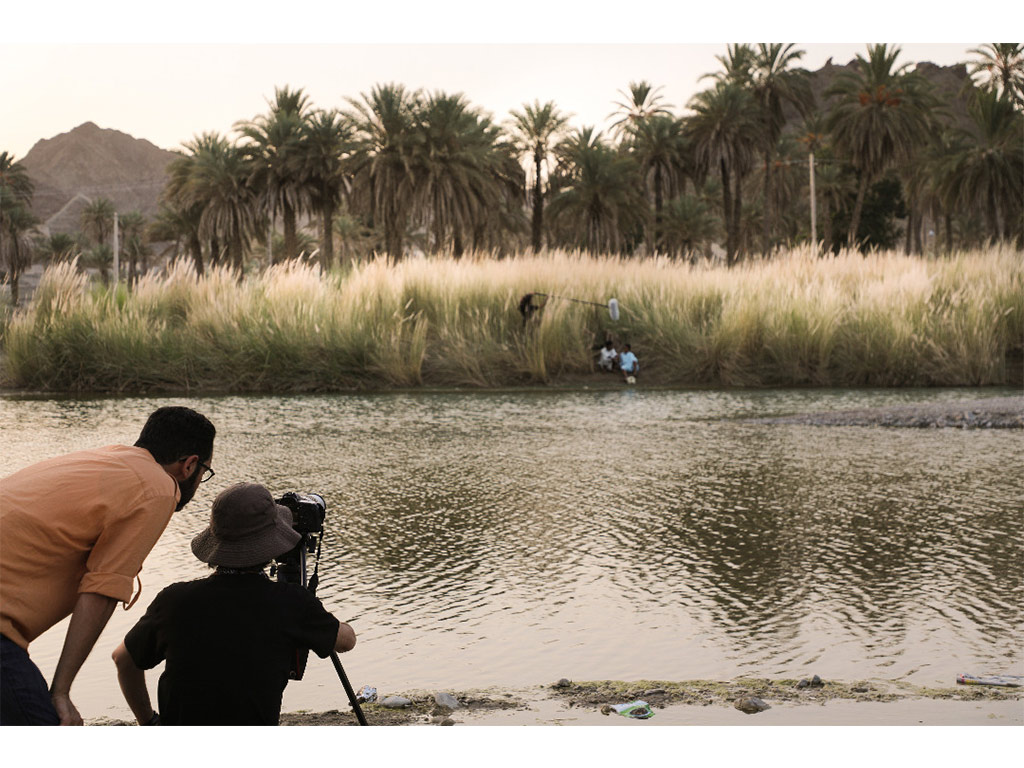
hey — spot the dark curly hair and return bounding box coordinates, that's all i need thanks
[135,406,215,464]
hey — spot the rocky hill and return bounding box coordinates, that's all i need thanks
[20,122,179,236]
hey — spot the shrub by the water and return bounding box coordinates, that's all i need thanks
[1,247,1021,393]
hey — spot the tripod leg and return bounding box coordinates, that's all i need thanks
[330,652,368,726]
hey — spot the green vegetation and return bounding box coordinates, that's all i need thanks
[4,43,1023,302]
[2,247,1020,393]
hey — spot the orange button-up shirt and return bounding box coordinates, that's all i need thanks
[0,445,180,650]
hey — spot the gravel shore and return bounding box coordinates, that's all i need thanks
[87,677,1023,726]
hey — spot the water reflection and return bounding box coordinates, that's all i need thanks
[1,388,1021,719]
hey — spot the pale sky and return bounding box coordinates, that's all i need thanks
[2,2,1005,160]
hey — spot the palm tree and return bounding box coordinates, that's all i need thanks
[751,43,813,254]
[1,152,37,304]
[940,89,1024,243]
[186,133,259,272]
[685,81,760,265]
[162,134,223,275]
[765,133,814,244]
[0,151,34,211]
[301,108,354,270]
[405,91,504,256]
[345,83,421,260]
[80,197,115,246]
[82,244,112,284]
[149,202,203,273]
[966,43,1024,108]
[118,210,149,283]
[547,127,646,255]
[624,114,690,253]
[236,86,313,262]
[661,193,721,259]
[507,100,572,252]
[826,44,937,248]
[34,232,80,264]
[608,81,673,138]
[708,44,756,86]
[1,203,36,305]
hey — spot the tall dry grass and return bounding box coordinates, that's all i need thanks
[2,247,1021,392]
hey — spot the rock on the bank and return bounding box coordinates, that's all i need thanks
[735,696,771,714]
[381,696,413,709]
[434,692,461,710]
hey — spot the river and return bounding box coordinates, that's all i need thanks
[1,387,1021,722]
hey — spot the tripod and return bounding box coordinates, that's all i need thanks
[275,533,368,726]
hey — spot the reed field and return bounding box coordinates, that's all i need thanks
[1,246,1021,393]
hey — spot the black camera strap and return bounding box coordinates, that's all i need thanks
[307,533,322,596]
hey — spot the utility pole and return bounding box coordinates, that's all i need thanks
[112,211,120,283]
[808,151,817,254]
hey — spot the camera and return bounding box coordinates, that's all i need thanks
[275,491,326,535]
[272,491,328,681]
[272,492,326,586]
[270,490,368,723]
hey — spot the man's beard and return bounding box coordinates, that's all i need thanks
[175,469,202,511]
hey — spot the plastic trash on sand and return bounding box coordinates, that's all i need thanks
[611,700,654,719]
[356,685,378,703]
[956,674,1023,688]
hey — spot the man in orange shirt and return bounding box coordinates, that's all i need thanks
[0,406,215,726]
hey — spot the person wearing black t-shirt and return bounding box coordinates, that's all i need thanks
[111,483,356,725]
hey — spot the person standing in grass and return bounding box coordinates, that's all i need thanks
[0,406,216,726]
[619,344,639,383]
[112,482,356,726]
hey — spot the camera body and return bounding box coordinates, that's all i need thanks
[276,491,326,535]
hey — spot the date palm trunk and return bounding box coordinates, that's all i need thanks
[653,164,664,255]
[847,171,871,249]
[531,150,544,252]
[189,232,205,277]
[721,157,735,266]
[210,236,222,267]
[282,202,297,261]
[319,197,336,270]
[822,198,833,255]
[909,207,917,256]
[229,234,244,275]
[733,172,744,263]
[762,153,772,257]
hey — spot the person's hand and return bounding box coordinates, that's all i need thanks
[52,691,84,725]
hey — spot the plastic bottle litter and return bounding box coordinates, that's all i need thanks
[610,700,654,719]
[356,685,378,703]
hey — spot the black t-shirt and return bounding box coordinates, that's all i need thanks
[124,571,340,725]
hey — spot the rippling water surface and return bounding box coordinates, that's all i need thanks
[2,388,1021,720]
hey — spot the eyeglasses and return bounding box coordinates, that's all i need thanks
[198,461,215,483]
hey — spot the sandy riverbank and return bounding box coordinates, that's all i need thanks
[87,677,1023,726]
